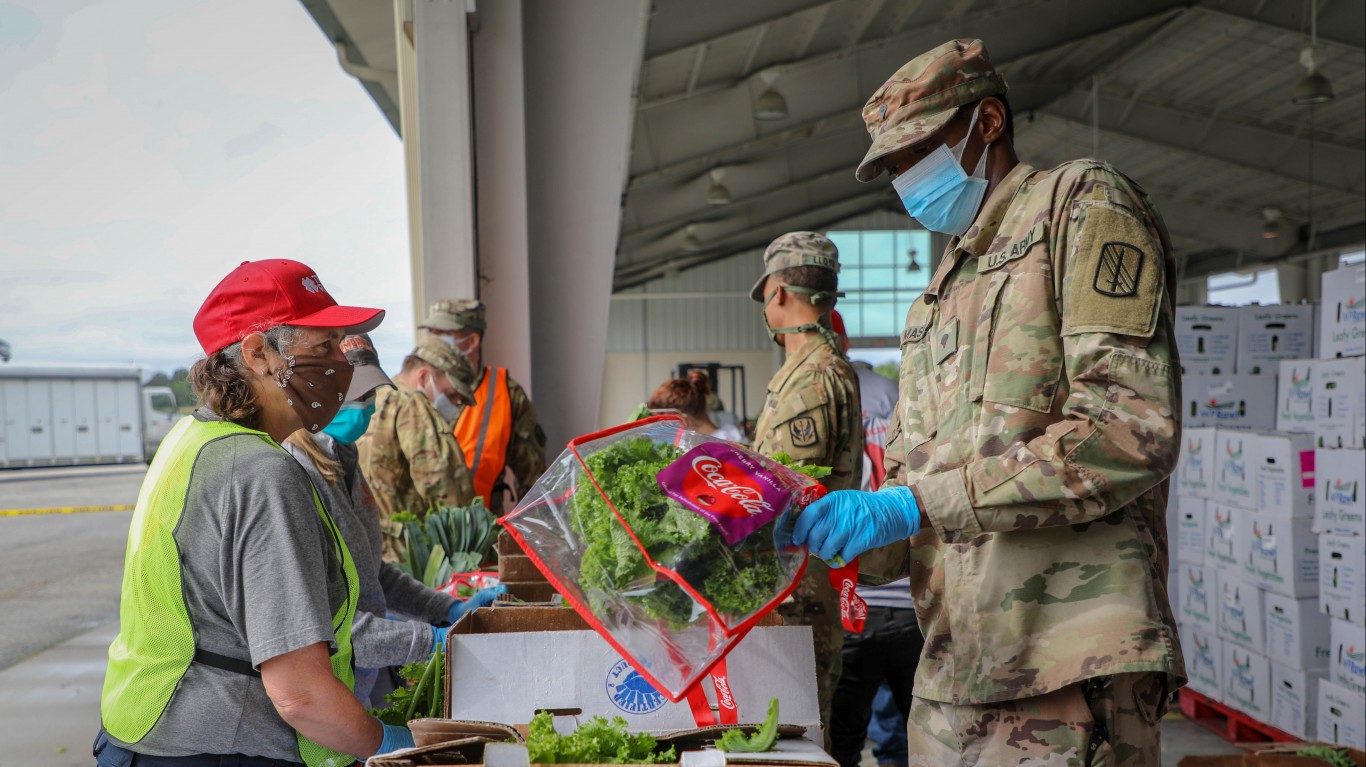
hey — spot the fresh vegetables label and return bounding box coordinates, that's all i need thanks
[656,442,793,545]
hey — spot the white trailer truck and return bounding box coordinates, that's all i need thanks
[0,365,178,468]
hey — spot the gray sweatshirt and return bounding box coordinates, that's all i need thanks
[285,433,458,706]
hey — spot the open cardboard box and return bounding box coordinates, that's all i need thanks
[367,604,831,767]
[1178,742,1366,767]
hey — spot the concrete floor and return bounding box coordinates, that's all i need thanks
[0,466,1258,764]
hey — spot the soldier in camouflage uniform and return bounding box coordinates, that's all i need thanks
[792,39,1184,766]
[419,299,547,514]
[357,337,477,563]
[749,231,864,743]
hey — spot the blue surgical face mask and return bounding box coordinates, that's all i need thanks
[322,400,375,444]
[891,104,989,237]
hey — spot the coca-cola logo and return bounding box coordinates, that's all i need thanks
[687,456,774,518]
[713,675,736,710]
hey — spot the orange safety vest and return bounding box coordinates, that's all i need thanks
[454,366,514,505]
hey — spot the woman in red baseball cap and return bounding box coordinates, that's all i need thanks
[96,260,413,766]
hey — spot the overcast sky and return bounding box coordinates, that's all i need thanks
[0,0,415,380]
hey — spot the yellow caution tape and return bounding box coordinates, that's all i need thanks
[0,504,134,517]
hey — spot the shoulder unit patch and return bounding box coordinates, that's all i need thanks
[789,416,818,447]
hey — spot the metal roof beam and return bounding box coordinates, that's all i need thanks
[645,0,837,62]
[1043,91,1366,196]
[1197,4,1365,51]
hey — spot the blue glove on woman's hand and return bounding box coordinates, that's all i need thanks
[792,486,922,565]
[431,625,450,653]
[376,723,415,755]
[447,585,508,625]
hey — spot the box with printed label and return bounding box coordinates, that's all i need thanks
[1316,678,1366,749]
[1184,373,1278,431]
[1331,618,1366,696]
[1276,359,1318,433]
[1214,430,1259,509]
[1177,427,1218,498]
[1223,643,1272,720]
[1238,304,1316,374]
[1180,622,1223,701]
[1318,448,1366,537]
[1264,591,1333,669]
[1206,503,1247,576]
[1321,534,1366,625]
[1315,358,1363,449]
[1178,306,1240,376]
[1241,513,1319,597]
[1253,432,1316,518]
[1271,661,1325,740]
[1179,563,1220,630]
[1320,263,1365,359]
[1174,496,1207,565]
[1219,576,1266,653]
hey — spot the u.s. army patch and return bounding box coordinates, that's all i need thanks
[1093,242,1144,297]
[789,416,818,447]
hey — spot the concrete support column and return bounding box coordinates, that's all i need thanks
[471,1,533,392]
[408,0,478,320]
[1277,264,1311,303]
[522,0,648,451]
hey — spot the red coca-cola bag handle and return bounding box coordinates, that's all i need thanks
[796,484,867,634]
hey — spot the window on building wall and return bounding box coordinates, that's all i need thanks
[1207,268,1281,306]
[825,229,933,343]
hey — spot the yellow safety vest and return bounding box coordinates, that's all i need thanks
[101,416,360,767]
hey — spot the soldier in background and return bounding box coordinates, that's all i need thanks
[793,39,1183,766]
[358,337,477,562]
[749,231,863,741]
[419,300,547,514]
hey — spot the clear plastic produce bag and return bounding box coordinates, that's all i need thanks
[500,415,821,705]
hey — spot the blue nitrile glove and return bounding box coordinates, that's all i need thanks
[792,486,921,565]
[376,723,415,755]
[446,585,508,624]
[432,625,450,653]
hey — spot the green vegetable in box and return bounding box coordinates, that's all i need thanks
[525,711,676,764]
[570,437,794,626]
[396,499,498,587]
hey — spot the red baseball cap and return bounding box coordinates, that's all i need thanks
[193,260,385,355]
[829,309,847,337]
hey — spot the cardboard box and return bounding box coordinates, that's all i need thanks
[1207,503,1247,576]
[1242,514,1319,597]
[1214,430,1259,509]
[1317,678,1366,749]
[1320,263,1366,359]
[1177,427,1218,498]
[1253,432,1317,518]
[445,607,821,733]
[1331,618,1366,696]
[1264,591,1333,668]
[1223,643,1272,720]
[1219,576,1266,653]
[1174,496,1207,565]
[1180,622,1223,701]
[1239,304,1316,374]
[1271,661,1325,740]
[1315,358,1364,449]
[1276,359,1318,433]
[1178,306,1240,376]
[1179,562,1220,630]
[1184,373,1278,431]
[1318,448,1366,537]
[1321,534,1366,625]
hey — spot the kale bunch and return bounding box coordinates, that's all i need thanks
[571,437,789,626]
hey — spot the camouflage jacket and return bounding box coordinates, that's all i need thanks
[753,337,863,493]
[357,383,475,560]
[886,160,1185,705]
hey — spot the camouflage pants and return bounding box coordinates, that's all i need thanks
[906,673,1169,767]
[776,559,844,748]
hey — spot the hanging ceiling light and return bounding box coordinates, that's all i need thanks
[753,70,789,121]
[706,168,732,206]
[1291,2,1335,105]
[1260,207,1285,240]
[680,224,702,253]
[906,248,921,273]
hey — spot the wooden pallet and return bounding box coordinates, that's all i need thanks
[1178,688,1300,744]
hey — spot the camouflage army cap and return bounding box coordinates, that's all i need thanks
[411,337,476,406]
[420,299,486,333]
[854,38,1008,183]
[749,231,841,301]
